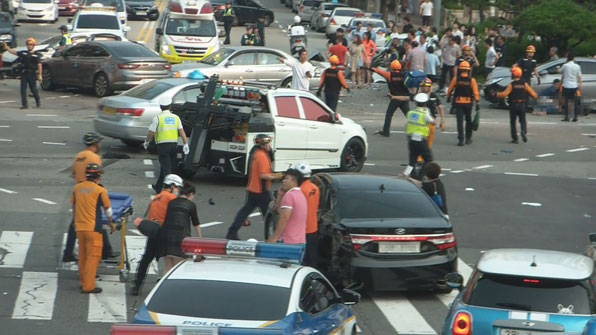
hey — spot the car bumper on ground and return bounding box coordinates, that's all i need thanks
[17,10,55,21]
[350,249,458,291]
[93,117,148,141]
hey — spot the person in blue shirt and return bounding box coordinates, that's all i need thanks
[425,46,441,82]
[538,79,561,114]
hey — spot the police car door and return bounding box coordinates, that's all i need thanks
[298,96,342,167]
[271,95,307,170]
[297,274,351,334]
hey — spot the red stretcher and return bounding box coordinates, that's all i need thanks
[101,192,134,282]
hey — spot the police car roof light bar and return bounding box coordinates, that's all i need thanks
[181,237,305,264]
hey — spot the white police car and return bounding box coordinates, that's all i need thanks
[112,238,360,335]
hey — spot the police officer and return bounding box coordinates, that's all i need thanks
[371,60,410,137]
[59,25,72,47]
[418,78,445,158]
[517,45,540,86]
[240,25,255,46]
[226,134,283,240]
[446,61,480,146]
[405,93,436,179]
[497,67,538,143]
[144,95,189,193]
[222,1,234,45]
[316,55,349,111]
[3,38,41,109]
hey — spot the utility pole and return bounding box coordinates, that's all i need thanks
[433,0,442,28]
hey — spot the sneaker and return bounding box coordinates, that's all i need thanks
[81,287,102,294]
[62,254,78,262]
[572,118,578,122]
[457,140,464,146]
[20,106,28,110]
[511,139,519,144]
[375,130,390,137]
[36,100,40,108]
[521,133,527,143]
[561,118,570,122]
[465,138,473,145]
[102,252,120,260]
[225,232,240,240]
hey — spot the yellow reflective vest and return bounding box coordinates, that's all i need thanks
[154,112,180,144]
[406,107,430,138]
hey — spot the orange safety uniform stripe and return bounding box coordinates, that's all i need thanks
[147,191,177,225]
[300,180,320,234]
[71,181,111,232]
[72,149,102,183]
[247,149,272,193]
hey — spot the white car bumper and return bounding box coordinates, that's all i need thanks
[17,9,56,21]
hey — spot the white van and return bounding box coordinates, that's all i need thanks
[155,0,220,63]
[80,0,127,25]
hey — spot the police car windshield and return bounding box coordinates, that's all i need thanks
[336,190,439,219]
[81,0,124,11]
[200,48,235,65]
[122,81,174,99]
[147,279,290,321]
[466,273,594,314]
[77,14,120,30]
[165,18,216,37]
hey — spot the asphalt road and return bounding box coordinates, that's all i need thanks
[1,2,596,335]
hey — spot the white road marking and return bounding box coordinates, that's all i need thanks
[59,95,70,98]
[88,275,127,323]
[143,159,153,165]
[473,165,493,170]
[0,100,16,104]
[589,177,596,180]
[528,122,556,125]
[465,188,474,191]
[27,114,56,117]
[581,134,596,136]
[32,198,57,205]
[37,126,70,129]
[370,293,436,334]
[144,171,155,178]
[46,97,56,100]
[0,125,10,127]
[535,153,555,158]
[437,259,473,307]
[442,168,452,171]
[0,231,34,268]
[566,148,589,152]
[450,170,465,174]
[42,142,66,146]
[125,236,157,275]
[248,212,261,217]
[442,131,458,134]
[390,130,405,133]
[504,172,539,177]
[0,187,17,194]
[514,158,529,162]
[0,139,13,142]
[364,163,376,166]
[201,221,224,228]
[480,121,499,124]
[147,184,153,189]
[12,272,58,320]
[522,202,542,207]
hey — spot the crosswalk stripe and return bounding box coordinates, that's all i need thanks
[436,258,474,307]
[126,235,158,275]
[0,231,34,268]
[12,272,58,320]
[370,293,437,334]
[88,275,127,323]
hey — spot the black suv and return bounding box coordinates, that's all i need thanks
[125,0,159,20]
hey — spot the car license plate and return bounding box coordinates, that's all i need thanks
[378,242,420,253]
[136,10,147,15]
[103,107,116,115]
[500,329,532,335]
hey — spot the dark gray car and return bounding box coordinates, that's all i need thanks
[41,40,171,97]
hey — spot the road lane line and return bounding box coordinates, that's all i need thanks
[504,172,539,177]
[370,293,437,334]
[147,184,153,189]
[442,131,458,134]
[450,170,465,174]
[27,114,56,117]
[0,187,17,194]
[143,20,157,45]
[0,138,13,142]
[248,212,261,217]
[514,158,529,162]
[145,171,155,178]
[125,236,157,275]
[0,231,34,268]
[0,125,10,127]
[201,221,224,228]
[42,142,67,146]
[135,20,150,42]
[32,198,58,205]
[0,100,16,104]
[364,163,376,166]
[566,147,589,152]
[37,126,70,129]
[528,122,556,125]
[473,165,493,170]
[143,159,153,165]
[437,258,474,307]
[581,134,596,136]
[522,202,542,207]
[535,153,555,158]
[12,272,58,320]
[88,275,127,323]
[589,177,596,180]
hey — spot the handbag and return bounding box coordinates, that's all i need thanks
[472,110,480,131]
[430,182,443,208]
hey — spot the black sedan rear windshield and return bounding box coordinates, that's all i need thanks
[122,81,173,99]
[467,273,594,314]
[77,15,120,30]
[147,279,290,320]
[109,43,157,57]
[336,190,439,219]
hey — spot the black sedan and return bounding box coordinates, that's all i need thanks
[125,0,159,21]
[212,0,274,26]
[267,174,457,291]
[41,40,171,97]
[0,11,16,48]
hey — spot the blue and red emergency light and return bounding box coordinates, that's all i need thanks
[110,324,284,335]
[181,238,304,264]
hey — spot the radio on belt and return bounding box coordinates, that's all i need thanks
[181,238,305,264]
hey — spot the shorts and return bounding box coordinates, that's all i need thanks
[562,87,578,98]
[422,15,431,26]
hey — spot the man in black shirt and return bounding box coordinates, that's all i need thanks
[402,16,413,34]
[3,38,41,109]
[494,36,506,67]
[327,28,348,48]
[256,16,265,46]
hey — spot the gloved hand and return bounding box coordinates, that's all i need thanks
[346,88,351,94]
[316,90,321,97]
[183,144,190,155]
[475,103,480,112]
[446,97,451,103]
[143,140,149,150]
[109,222,116,234]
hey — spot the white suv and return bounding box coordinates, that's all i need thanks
[17,0,58,23]
[68,6,130,39]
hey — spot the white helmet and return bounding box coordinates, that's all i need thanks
[157,95,173,107]
[413,93,429,104]
[163,174,183,187]
[294,15,301,24]
[295,162,311,177]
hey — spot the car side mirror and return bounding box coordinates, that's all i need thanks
[445,273,464,291]
[539,70,548,76]
[156,27,163,35]
[341,289,360,305]
[123,26,131,32]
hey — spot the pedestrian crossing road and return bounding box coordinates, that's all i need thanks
[0,229,477,334]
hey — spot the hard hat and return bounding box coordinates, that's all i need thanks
[157,95,172,106]
[511,66,522,78]
[83,132,103,146]
[329,55,339,64]
[526,45,536,53]
[294,15,301,24]
[59,25,68,32]
[254,134,272,145]
[295,162,312,177]
[420,78,432,87]
[390,60,401,71]
[413,93,429,104]
[26,37,36,46]
[458,61,471,71]
[85,163,103,179]
[188,70,205,80]
[461,45,471,52]
[163,174,183,187]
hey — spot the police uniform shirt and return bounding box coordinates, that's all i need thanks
[148,110,183,142]
[16,50,40,74]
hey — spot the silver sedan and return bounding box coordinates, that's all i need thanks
[170,46,325,90]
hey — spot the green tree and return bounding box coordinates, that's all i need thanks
[513,0,596,53]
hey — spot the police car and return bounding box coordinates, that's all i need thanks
[111,238,359,335]
[444,248,596,335]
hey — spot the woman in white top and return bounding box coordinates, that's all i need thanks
[349,34,367,89]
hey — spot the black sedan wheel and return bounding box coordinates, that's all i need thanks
[340,138,365,172]
[94,73,112,97]
[148,11,159,21]
[41,67,54,91]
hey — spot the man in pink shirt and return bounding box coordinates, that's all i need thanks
[267,169,307,244]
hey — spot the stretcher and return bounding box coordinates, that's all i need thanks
[101,192,134,283]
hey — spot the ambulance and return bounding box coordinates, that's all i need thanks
[155,0,221,63]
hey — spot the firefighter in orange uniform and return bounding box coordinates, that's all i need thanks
[446,61,480,146]
[497,66,538,143]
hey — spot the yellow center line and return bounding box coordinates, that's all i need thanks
[142,0,168,45]
[135,20,150,42]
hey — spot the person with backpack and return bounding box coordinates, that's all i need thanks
[370,60,410,137]
[446,61,480,146]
